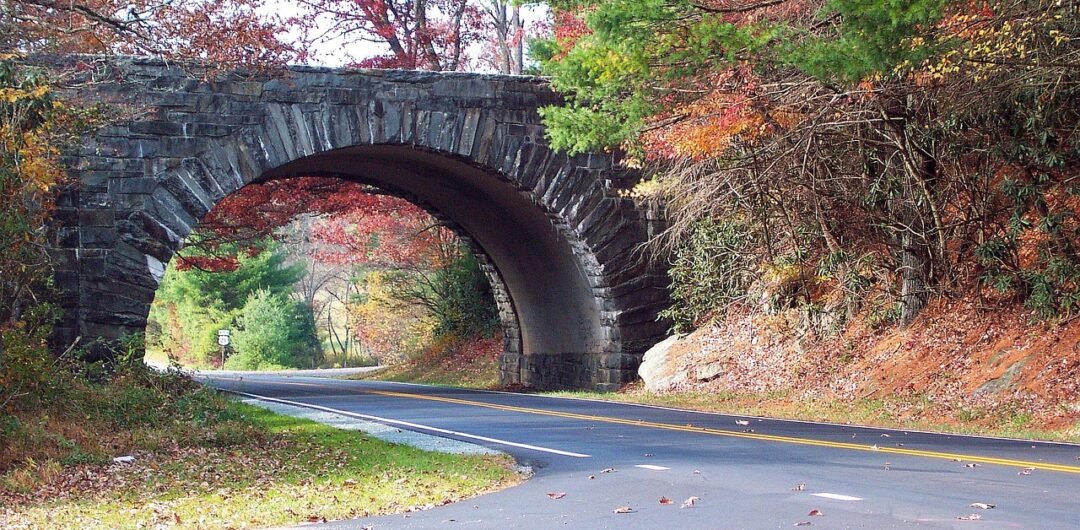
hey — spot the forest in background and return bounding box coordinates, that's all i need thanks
[145,178,500,372]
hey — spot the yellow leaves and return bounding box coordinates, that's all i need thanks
[0,85,49,104]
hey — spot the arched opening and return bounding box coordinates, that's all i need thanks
[141,145,618,389]
[264,145,613,367]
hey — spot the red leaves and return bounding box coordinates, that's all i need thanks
[193,177,455,272]
[658,496,673,505]
[11,0,297,70]
[174,255,239,273]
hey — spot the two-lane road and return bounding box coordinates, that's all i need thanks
[201,374,1080,529]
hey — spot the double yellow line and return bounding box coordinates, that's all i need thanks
[366,389,1080,474]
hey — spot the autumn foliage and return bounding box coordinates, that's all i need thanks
[540,0,1080,329]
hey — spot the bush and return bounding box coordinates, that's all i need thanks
[659,217,755,332]
[227,289,321,370]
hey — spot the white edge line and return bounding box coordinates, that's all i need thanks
[229,389,591,458]
[634,464,670,470]
[812,493,864,501]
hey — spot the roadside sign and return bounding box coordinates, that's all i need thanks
[217,329,230,346]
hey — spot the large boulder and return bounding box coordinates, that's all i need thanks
[638,334,687,392]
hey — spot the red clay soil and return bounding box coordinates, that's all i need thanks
[663,293,1080,430]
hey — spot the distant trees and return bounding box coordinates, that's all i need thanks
[149,238,322,368]
[537,0,1080,327]
[148,176,500,370]
[1,0,296,68]
[291,0,533,73]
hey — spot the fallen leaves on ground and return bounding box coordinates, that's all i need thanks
[613,506,634,514]
[791,482,806,491]
[969,502,995,509]
[546,492,566,500]
[658,496,673,505]
[808,509,823,516]
[600,468,616,474]
[680,496,699,508]
[958,513,982,520]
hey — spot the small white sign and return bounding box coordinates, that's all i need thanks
[217,329,230,346]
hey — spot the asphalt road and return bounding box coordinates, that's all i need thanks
[200,374,1080,529]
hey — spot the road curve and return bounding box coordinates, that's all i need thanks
[199,374,1080,529]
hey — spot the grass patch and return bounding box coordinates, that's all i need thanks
[352,334,500,389]
[544,384,1080,444]
[2,401,520,529]
[1,353,519,530]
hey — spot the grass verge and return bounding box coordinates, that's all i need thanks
[544,384,1080,444]
[1,367,520,529]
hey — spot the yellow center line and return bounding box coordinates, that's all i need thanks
[365,389,1080,474]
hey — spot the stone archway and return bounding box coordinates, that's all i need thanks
[47,57,670,390]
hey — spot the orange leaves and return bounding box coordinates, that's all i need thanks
[643,91,792,160]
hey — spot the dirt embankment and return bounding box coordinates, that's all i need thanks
[654,294,1080,432]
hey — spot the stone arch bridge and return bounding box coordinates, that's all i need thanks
[46,57,669,391]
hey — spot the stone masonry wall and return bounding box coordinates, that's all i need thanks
[44,56,670,391]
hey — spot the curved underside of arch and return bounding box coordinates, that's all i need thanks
[46,58,670,390]
[265,146,606,365]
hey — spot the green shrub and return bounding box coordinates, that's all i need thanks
[658,217,754,332]
[227,289,321,370]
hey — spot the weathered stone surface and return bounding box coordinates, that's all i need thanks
[41,56,672,391]
[638,334,688,392]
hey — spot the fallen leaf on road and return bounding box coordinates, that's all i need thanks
[964,463,981,468]
[601,467,616,474]
[681,496,699,508]
[307,515,328,523]
[808,509,823,516]
[791,482,806,492]
[969,503,995,510]
[794,521,813,526]
[1018,467,1034,476]
[613,506,634,514]
[693,469,701,475]
[736,420,750,426]
[588,475,596,480]
[957,514,982,520]
[881,434,890,437]
[659,496,673,505]
[546,492,566,500]
[644,453,654,457]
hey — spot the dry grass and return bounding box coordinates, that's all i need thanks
[352,334,501,389]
